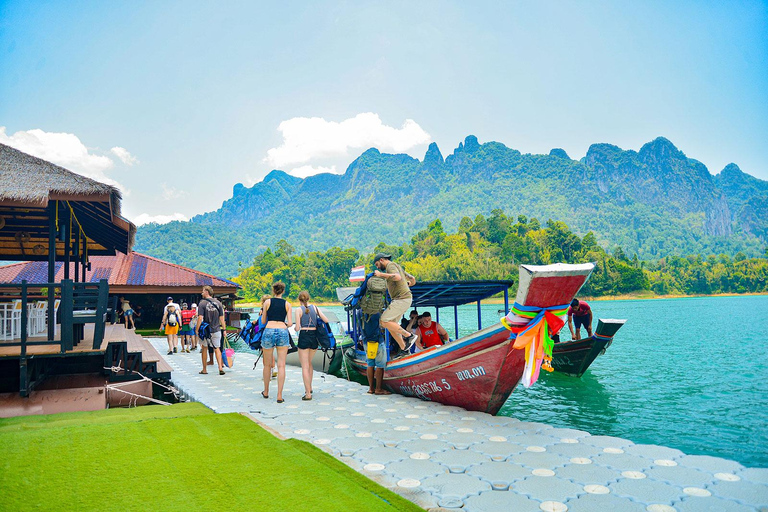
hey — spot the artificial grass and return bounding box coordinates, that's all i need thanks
[0,404,420,511]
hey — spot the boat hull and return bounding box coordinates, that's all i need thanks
[345,323,525,415]
[551,337,610,377]
[551,318,626,377]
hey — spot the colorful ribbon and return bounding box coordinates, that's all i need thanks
[501,302,569,388]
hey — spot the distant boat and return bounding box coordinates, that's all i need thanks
[551,319,626,377]
[341,263,596,415]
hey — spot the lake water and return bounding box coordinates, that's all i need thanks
[321,295,768,467]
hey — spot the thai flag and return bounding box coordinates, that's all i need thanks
[349,265,365,282]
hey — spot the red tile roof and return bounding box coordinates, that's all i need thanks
[0,252,238,289]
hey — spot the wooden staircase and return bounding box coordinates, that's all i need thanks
[103,329,171,383]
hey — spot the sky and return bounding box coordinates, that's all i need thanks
[1,1,767,225]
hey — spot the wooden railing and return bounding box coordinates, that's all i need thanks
[0,279,109,354]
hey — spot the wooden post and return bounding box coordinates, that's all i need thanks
[61,279,73,351]
[93,279,109,349]
[63,208,71,280]
[74,230,80,282]
[47,202,56,340]
[20,280,28,354]
[19,279,29,398]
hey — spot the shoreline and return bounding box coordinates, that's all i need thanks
[235,291,767,309]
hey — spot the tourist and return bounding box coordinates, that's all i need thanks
[189,303,198,351]
[179,303,196,353]
[400,309,420,332]
[164,296,182,350]
[416,311,449,349]
[373,253,417,358]
[260,282,292,403]
[259,293,277,379]
[119,297,135,330]
[161,303,181,355]
[197,286,226,375]
[364,312,390,395]
[568,298,593,340]
[293,290,330,401]
[132,304,143,328]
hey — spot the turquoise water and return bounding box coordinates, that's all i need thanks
[325,295,768,467]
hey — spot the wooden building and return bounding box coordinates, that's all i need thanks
[0,252,239,324]
[0,142,171,401]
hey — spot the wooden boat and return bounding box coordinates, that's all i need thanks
[342,263,596,415]
[551,318,625,377]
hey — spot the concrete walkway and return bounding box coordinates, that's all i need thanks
[151,340,768,512]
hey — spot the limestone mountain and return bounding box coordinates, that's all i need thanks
[136,136,768,276]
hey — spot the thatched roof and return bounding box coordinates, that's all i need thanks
[0,142,136,255]
[0,142,120,206]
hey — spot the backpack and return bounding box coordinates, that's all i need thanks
[360,276,388,315]
[197,299,222,340]
[168,310,178,327]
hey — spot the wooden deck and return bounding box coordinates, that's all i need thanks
[0,324,171,374]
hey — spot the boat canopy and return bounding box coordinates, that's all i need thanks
[409,280,514,308]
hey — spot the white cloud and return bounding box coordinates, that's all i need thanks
[265,112,431,168]
[110,146,138,165]
[0,126,128,192]
[131,212,189,226]
[288,165,338,179]
[161,184,186,201]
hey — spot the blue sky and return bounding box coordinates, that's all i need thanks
[1,1,766,224]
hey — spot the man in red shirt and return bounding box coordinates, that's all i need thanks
[567,298,593,340]
[416,312,449,349]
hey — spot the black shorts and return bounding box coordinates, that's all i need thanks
[297,330,318,350]
[573,314,591,329]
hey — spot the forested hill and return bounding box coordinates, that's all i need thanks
[135,136,768,277]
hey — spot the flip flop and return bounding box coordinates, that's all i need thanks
[367,389,375,394]
[374,390,392,395]
[219,370,225,375]
[261,391,269,399]
[199,370,208,374]
[302,395,312,401]
[277,399,285,404]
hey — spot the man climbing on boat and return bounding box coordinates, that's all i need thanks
[567,298,593,340]
[373,253,417,358]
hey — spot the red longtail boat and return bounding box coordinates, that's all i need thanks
[342,263,596,415]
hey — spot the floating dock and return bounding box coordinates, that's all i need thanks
[151,340,768,511]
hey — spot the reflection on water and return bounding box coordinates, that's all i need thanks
[315,295,768,467]
[500,371,618,435]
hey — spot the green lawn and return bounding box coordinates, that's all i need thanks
[0,403,420,511]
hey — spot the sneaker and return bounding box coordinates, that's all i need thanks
[401,333,416,351]
[167,350,173,355]
[393,347,411,359]
[173,347,178,353]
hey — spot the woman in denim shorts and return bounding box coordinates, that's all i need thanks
[260,282,293,403]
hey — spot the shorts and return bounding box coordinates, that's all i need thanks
[202,331,222,349]
[180,325,193,335]
[380,298,411,324]
[262,328,290,349]
[298,329,318,350]
[366,341,387,369]
[124,309,133,317]
[573,314,591,330]
[165,324,179,335]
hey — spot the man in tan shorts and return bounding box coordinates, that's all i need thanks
[373,253,417,358]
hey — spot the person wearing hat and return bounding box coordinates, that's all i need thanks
[163,297,182,352]
[373,253,417,358]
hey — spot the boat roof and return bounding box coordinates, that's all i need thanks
[409,280,514,308]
